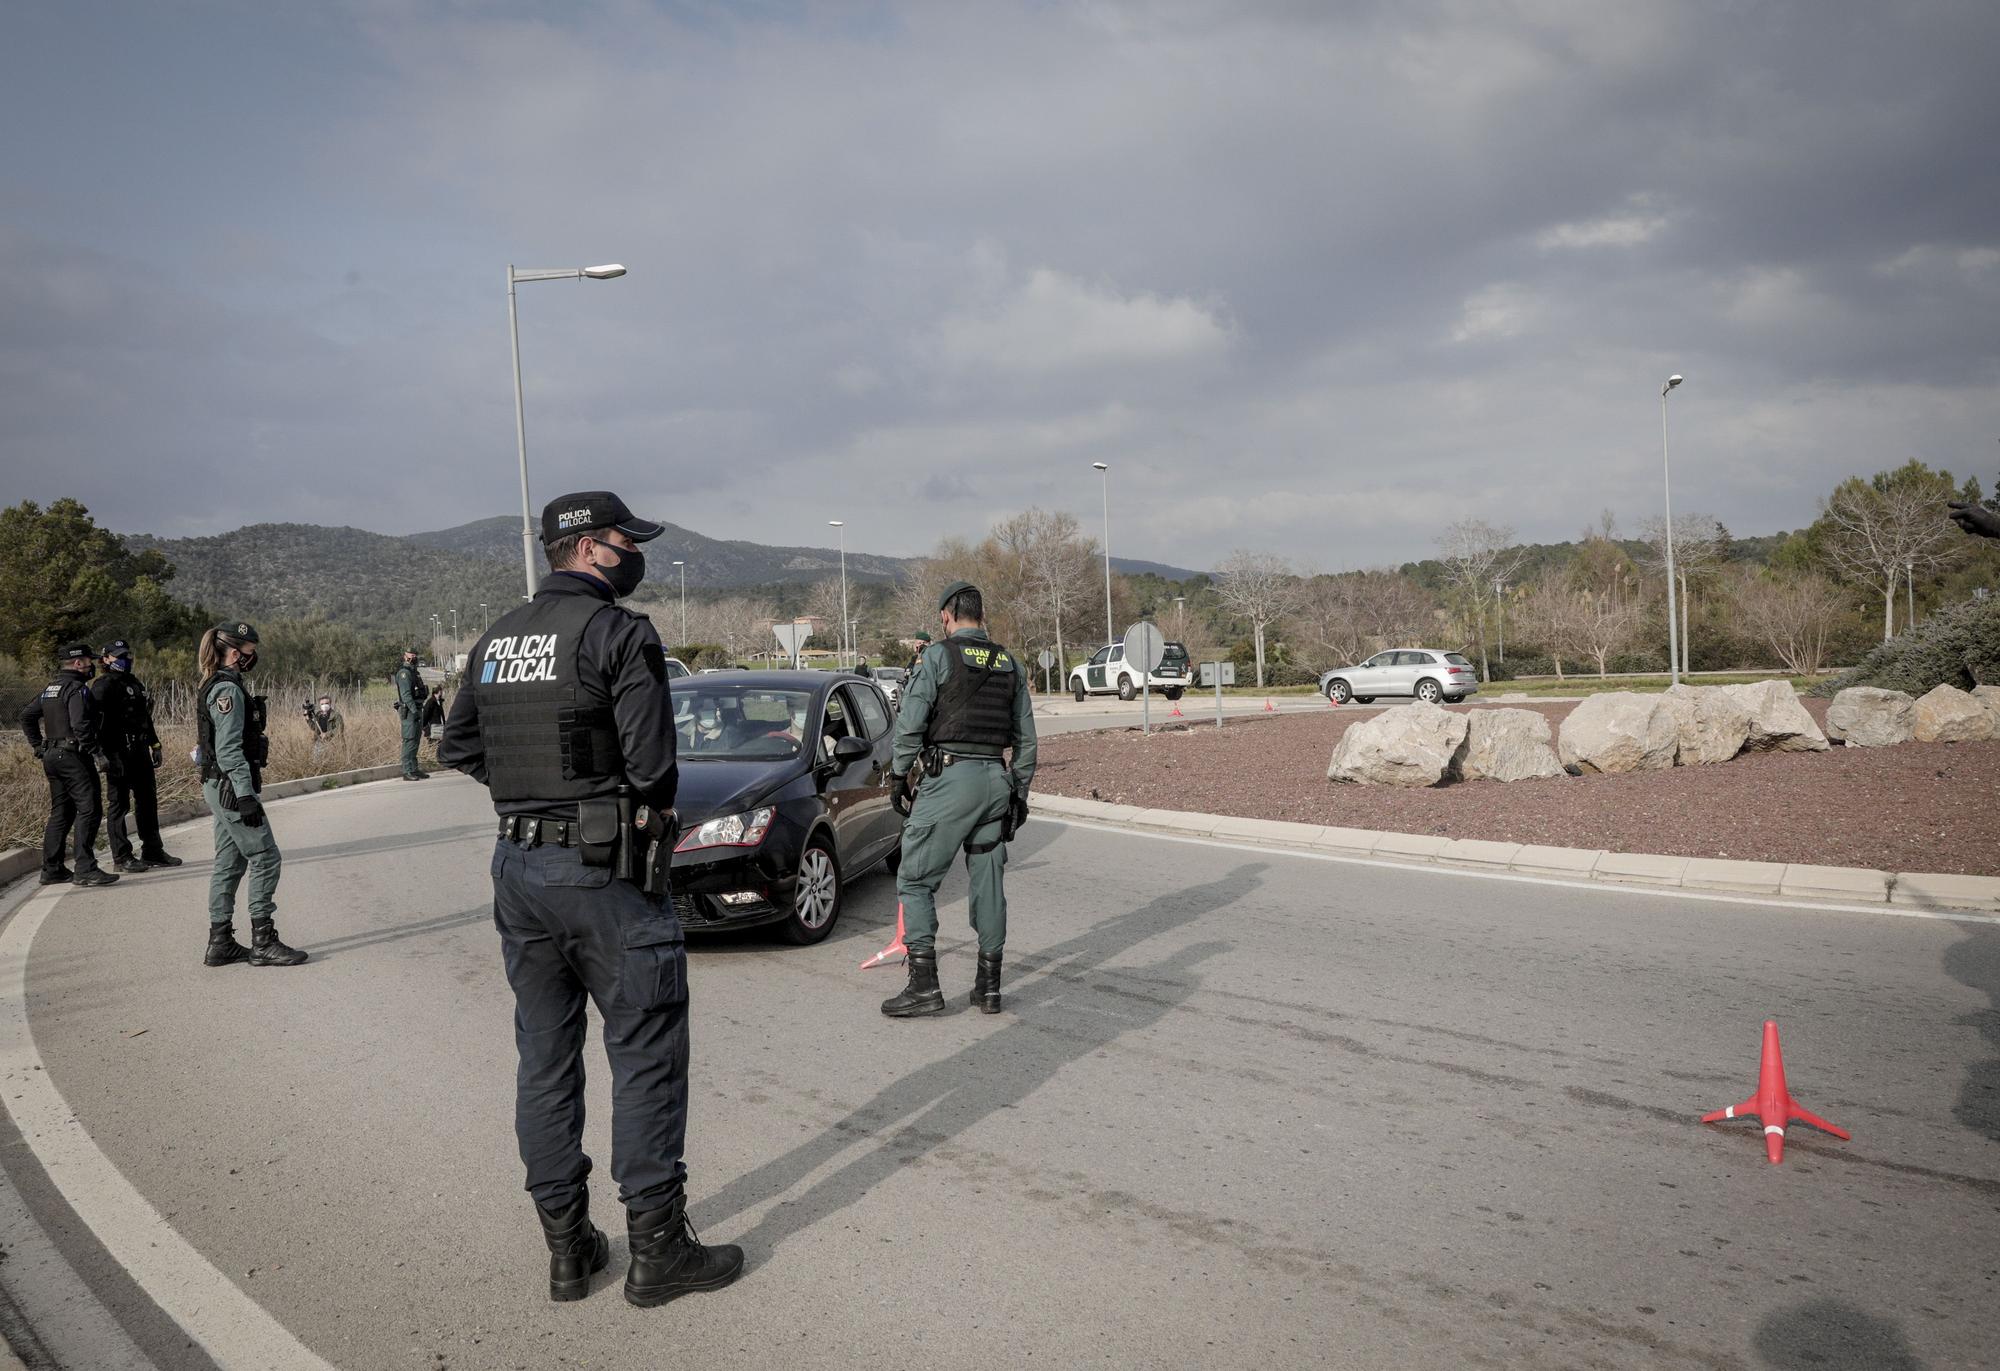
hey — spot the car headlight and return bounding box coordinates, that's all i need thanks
[675,806,776,852]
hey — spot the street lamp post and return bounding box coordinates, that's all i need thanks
[507,262,627,599]
[1493,578,1505,662]
[672,561,687,648]
[1660,374,1684,686]
[1093,462,1112,648]
[1906,558,1916,632]
[479,602,488,634]
[829,520,848,670]
[1174,595,1187,641]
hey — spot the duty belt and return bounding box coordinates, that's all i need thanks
[498,815,580,848]
[941,752,1003,766]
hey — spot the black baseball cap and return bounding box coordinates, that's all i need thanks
[103,639,132,656]
[541,491,664,544]
[57,642,94,663]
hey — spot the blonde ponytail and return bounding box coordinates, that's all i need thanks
[197,628,222,680]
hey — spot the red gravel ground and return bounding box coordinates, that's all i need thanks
[1034,699,2000,877]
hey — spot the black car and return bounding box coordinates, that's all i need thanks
[667,670,903,943]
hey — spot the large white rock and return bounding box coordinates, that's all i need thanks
[1661,684,1752,765]
[1714,679,1830,753]
[1969,684,2000,731]
[1454,708,1564,782]
[1557,692,1680,774]
[1913,684,1996,743]
[1328,701,1470,787]
[1825,687,1916,747]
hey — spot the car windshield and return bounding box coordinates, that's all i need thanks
[1444,653,1473,666]
[672,686,816,760]
[874,668,907,682]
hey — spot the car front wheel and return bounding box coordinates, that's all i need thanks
[1325,679,1352,704]
[1415,678,1443,704]
[783,838,842,944]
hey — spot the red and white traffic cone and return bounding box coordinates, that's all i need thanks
[860,903,909,970]
[1700,1020,1850,1164]
[1169,702,1183,717]
[1264,699,1275,712]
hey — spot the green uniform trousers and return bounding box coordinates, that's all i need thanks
[894,758,1012,955]
[400,710,422,776]
[203,778,281,925]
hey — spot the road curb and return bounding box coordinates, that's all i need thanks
[1028,792,2000,915]
[0,762,404,887]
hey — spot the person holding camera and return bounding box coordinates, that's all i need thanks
[439,490,740,1309]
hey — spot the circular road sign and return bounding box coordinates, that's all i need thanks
[1121,621,1166,674]
[1037,649,1056,669]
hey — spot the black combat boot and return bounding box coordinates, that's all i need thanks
[204,922,251,967]
[39,868,73,886]
[971,950,1003,1014]
[624,1198,744,1307]
[880,948,945,1018]
[537,1192,610,1302]
[248,918,308,967]
[142,850,184,868]
[72,870,119,887]
[115,856,150,875]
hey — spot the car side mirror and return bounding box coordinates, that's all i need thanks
[831,735,870,767]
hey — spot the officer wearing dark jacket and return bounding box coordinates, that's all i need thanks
[880,581,1037,1017]
[90,639,181,873]
[440,490,742,1308]
[394,649,431,780]
[19,644,119,887]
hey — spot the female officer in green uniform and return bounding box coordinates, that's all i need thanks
[195,622,307,968]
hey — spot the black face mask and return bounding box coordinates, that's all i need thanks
[236,649,258,673]
[596,543,646,598]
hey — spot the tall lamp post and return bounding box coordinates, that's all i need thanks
[1493,578,1505,662]
[507,262,627,599]
[1905,558,1915,632]
[478,602,488,634]
[829,520,849,670]
[1174,595,1187,641]
[1093,461,1112,648]
[1660,374,1684,686]
[672,560,687,648]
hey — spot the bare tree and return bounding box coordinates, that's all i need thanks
[1637,512,1725,673]
[1514,577,1584,680]
[686,594,777,663]
[993,507,1098,678]
[1818,472,1962,642]
[1434,520,1526,682]
[1570,589,1641,677]
[1726,569,1851,678]
[1214,550,1303,687]
[1293,569,1437,668]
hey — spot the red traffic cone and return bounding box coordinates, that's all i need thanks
[1326,691,1340,708]
[1701,1020,1850,1163]
[1264,699,1275,712]
[860,903,909,970]
[1169,702,1183,717]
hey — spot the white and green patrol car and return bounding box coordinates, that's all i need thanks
[1067,641,1191,701]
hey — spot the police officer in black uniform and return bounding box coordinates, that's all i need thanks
[19,644,119,887]
[90,639,181,873]
[440,490,742,1308]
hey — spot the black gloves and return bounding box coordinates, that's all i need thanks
[1948,500,2000,540]
[149,744,163,769]
[234,794,267,828]
[890,772,914,818]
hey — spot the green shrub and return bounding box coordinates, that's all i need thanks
[1268,662,1319,688]
[1809,597,2000,696]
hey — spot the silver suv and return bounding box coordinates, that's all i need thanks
[1318,649,1480,705]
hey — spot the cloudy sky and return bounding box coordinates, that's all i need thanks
[3,0,1996,570]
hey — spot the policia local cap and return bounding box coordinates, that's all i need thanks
[57,642,94,663]
[541,491,666,544]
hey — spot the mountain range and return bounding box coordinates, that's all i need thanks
[123,517,1206,638]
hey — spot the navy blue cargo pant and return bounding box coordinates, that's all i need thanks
[490,839,689,1214]
[41,749,104,878]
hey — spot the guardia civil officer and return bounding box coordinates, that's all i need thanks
[19,644,118,887]
[439,490,742,1308]
[881,581,1037,1017]
[91,639,182,873]
[196,622,307,968]
[393,648,431,780]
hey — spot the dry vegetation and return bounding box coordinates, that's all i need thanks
[2,682,410,854]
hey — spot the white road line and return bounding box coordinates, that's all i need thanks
[1039,816,2000,926]
[0,884,340,1371]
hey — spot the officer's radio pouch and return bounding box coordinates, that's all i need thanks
[577,798,621,869]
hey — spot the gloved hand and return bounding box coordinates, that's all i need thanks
[890,771,914,818]
[234,794,267,828]
[149,744,163,769]
[1949,500,2000,540]
[103,752,125,781]
[32,745,45,761]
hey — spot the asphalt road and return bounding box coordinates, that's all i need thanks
[3,773,1996,1370]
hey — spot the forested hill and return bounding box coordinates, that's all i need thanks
[405,516,915,585]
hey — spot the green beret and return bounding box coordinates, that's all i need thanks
[913,631,931,643]
[937,580,976,612]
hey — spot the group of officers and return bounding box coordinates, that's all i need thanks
[16,486,1041,1314]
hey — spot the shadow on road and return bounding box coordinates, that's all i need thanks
[1944,925,2000,1143]
[1753,1298,1923,1370]
[698,860,1264,1268]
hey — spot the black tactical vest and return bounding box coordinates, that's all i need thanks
[470,592,623,804]
[925,636,1018,749]
[38,676,85,744]
[101,675,151,751]
[198,671,269,786]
